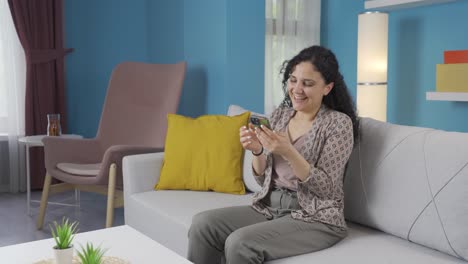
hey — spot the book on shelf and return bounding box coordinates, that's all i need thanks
[444,50,468,64]
[436,63,468,92]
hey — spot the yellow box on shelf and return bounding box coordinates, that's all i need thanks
[436,63,468,92]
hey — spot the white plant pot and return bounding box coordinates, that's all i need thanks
[53,246,74,264]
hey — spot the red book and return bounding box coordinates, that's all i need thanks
[444,50,468,64]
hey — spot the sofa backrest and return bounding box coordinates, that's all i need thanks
[344,118,468,260]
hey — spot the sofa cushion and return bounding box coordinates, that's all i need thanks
[126,190,465,264]
[344,118,468,260]
[126,190,253,257]
[269,223,466,264]
[56,162,100,176]
[227,104,264,193]
[156,112,249,194]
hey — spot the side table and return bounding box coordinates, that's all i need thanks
[18,134,83,215]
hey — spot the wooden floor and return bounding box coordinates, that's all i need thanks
[0,190,124,247]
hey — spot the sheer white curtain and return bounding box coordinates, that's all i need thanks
[264,0,321,115]
[0,0,26,193]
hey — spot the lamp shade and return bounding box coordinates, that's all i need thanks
[357,12,388,121]
[357,84,387,121]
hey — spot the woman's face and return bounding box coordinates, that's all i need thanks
[287,61,333,113]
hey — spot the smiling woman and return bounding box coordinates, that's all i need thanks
[0,0,26,193]
[188,46,358,264]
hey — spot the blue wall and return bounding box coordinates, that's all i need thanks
[147,0,184,63]
[182,0,227,116]
[180,0,264,116]
[321,0,361,102]
[65,0,264,137]
[388,1,468,131]
[226,0,265,114]
[321,0,468,132]
[66,0,468,137]
[65,0,151,137]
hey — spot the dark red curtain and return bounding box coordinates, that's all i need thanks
[8,0,73,189]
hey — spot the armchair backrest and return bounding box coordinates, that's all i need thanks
[96,61,186,150]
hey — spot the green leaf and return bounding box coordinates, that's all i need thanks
[49,217,79,249]
[77,242,107,264]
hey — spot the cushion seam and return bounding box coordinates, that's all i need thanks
[420,131,461,258]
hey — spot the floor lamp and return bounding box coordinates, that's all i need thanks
[357,11,388,122]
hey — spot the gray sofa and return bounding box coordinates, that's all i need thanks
[122,117,468,263]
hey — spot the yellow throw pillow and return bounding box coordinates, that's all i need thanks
[155,112,250,194]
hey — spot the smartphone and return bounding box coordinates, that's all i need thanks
[249,115,271,129]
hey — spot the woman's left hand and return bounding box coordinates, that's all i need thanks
[255,125,294,158]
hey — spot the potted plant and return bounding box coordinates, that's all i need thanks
[49,217,79,264]
[77,242,107,264]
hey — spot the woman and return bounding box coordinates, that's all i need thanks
[188,45,358,264]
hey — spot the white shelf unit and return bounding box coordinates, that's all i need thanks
[365,0,457,10]
[426,92,468,102]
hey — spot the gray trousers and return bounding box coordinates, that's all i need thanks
[187,189,347,264]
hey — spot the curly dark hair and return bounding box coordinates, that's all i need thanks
[279,45,359,141]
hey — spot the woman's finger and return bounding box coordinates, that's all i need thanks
[240,130,251,137]
[240,135,252,143]
[256,128,271,146]
[260,125,277,138]
[256,126,275,142]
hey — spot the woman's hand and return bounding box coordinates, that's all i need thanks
[257,125,311,181]
[239,124,263,154]
[255,125,294,158]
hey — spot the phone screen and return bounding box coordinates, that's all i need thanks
[250,115,271,129]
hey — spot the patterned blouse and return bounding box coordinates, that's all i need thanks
[251,105,354,229]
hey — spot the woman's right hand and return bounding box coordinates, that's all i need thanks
[239,124,262,154]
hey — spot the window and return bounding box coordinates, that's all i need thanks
[0,0,26,136]
[264,0,321,114]
[0,24,8,134]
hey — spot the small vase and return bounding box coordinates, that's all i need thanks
[53,246,73,264]
[47,114,62,136]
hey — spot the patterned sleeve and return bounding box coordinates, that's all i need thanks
[297,114,354,199]
[252,159,266,185]
[251,107,284,185]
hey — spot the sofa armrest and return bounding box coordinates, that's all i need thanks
[123,152,164,197]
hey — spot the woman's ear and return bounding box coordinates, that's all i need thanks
[324,82,334,96]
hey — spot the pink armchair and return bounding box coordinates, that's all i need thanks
[37,61,186,229]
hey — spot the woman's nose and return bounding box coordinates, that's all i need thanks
[292,84,304,92]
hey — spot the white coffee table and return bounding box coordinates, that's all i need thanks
[0,225,193,264]
[18,134,83,215]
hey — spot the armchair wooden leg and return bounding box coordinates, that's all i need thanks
[37,172,52,230]
[106,163,117,228]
